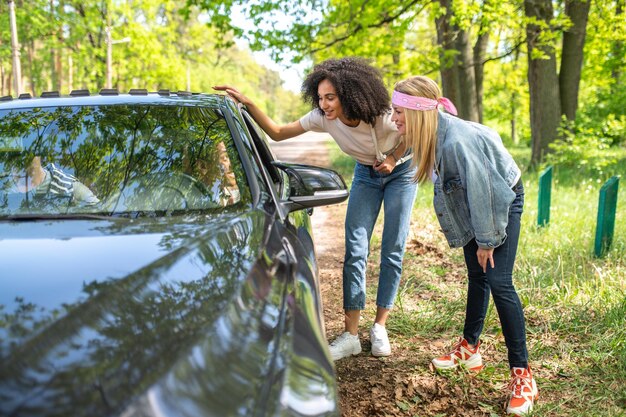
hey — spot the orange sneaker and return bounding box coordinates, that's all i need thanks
[431,337,483,371]
[506,367,538,416]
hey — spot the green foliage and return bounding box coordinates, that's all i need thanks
[5,0,624,161]
[577,86,626,148]
[187,0,625,170]
[0,0,300,125]
[2,0,625,161]
[330,141,626,416]
[545,98,626,178]
[545,118,616,176]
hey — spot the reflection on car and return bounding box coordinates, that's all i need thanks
[0,90,348,417]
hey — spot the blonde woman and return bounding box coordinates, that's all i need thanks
[391,75,537,416]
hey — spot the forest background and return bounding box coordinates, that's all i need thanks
[1,0,625,168]
[1,1,625,415]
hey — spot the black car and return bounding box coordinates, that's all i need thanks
[0,90,348,417]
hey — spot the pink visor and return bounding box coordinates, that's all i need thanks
[392,90,458,116]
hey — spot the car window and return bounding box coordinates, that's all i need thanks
[0,105,250,218]
[241,112,283,188]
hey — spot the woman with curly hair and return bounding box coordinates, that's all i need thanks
[215,57,418,361]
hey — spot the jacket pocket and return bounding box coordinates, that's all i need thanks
[443,177,463,193]
[442,177,473,233]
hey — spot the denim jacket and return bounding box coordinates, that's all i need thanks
[433,112,521,249]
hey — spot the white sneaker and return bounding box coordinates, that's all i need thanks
[328,332,361,361]
[370,323,391,357]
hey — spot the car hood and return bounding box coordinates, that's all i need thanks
[0,212,286,417]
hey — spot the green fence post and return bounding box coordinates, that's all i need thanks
[538,166,553,227]
[594,176,620,258]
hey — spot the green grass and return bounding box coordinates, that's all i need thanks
[328,141,626,416]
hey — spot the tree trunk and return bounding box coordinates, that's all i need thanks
[49,0,57,91]
[511,115,517,145]
[525,0,562,166]
[0,37,4,96]
[27,40,36,96]
[68,55,73,92]
[456,30,480,121]
[611,0,624,89]
[436,0,462,114]
[511,49,522,145]
[436,0,482,122]
[473,31,489,123]
[9,0,23,96]
[560,0,591,122]
[49,0,65,92]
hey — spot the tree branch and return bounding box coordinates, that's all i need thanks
[479,37,527,66]
[309,0,431,54]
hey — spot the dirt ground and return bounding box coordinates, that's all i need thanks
[312,203,506,417]
[272,134,516,417]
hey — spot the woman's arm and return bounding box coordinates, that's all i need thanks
[213,85,305,141]
[390,140,408,162]
[452,140,514,249]
[373,139,408,174]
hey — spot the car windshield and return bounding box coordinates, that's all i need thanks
[0,104,248,218]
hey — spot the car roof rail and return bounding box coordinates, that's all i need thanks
[177,90,191,97]
[1,95,12,101]
[100,88,119,96]
[18,93,32,99]
[41,91,60,98]
[129,89,148,95]
[70,89,90,97]
[157,89,170,96]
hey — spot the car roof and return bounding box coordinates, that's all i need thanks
[0,90,229,110]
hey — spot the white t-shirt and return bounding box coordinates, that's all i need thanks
[299,110,402,165]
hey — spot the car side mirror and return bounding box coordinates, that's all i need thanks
[272,162,349,213]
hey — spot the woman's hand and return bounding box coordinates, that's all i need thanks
[373,155,396,174]
[477,247,495,272]
[214,85,305,141]
[213,85,253,107]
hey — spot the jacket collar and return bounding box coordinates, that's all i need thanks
[435,111,450,169]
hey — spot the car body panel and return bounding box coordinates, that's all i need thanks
[0,93,344,417]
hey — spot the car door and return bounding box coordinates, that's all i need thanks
[238,111,339,416]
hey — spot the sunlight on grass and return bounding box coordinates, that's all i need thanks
[327,140,626,416]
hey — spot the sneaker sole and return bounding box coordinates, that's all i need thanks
[432,356,483,372]
[506,398,538,416]
[506,381,539,416]
[432,362,483,372]
[330,346,362,361]
[371,347,391,357]
[431,360,458,370]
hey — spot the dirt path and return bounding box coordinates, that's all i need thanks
[273,132,406,415]
[270,131,347,335]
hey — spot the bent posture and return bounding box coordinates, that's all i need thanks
[216,57,417,360]
[391,75,537,416]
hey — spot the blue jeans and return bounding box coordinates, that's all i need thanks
[343,160,418,310]
[462,181,528,368]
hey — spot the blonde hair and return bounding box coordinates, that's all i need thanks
[394,76,441,183]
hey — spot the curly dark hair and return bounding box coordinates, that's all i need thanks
[301,57,390,126]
